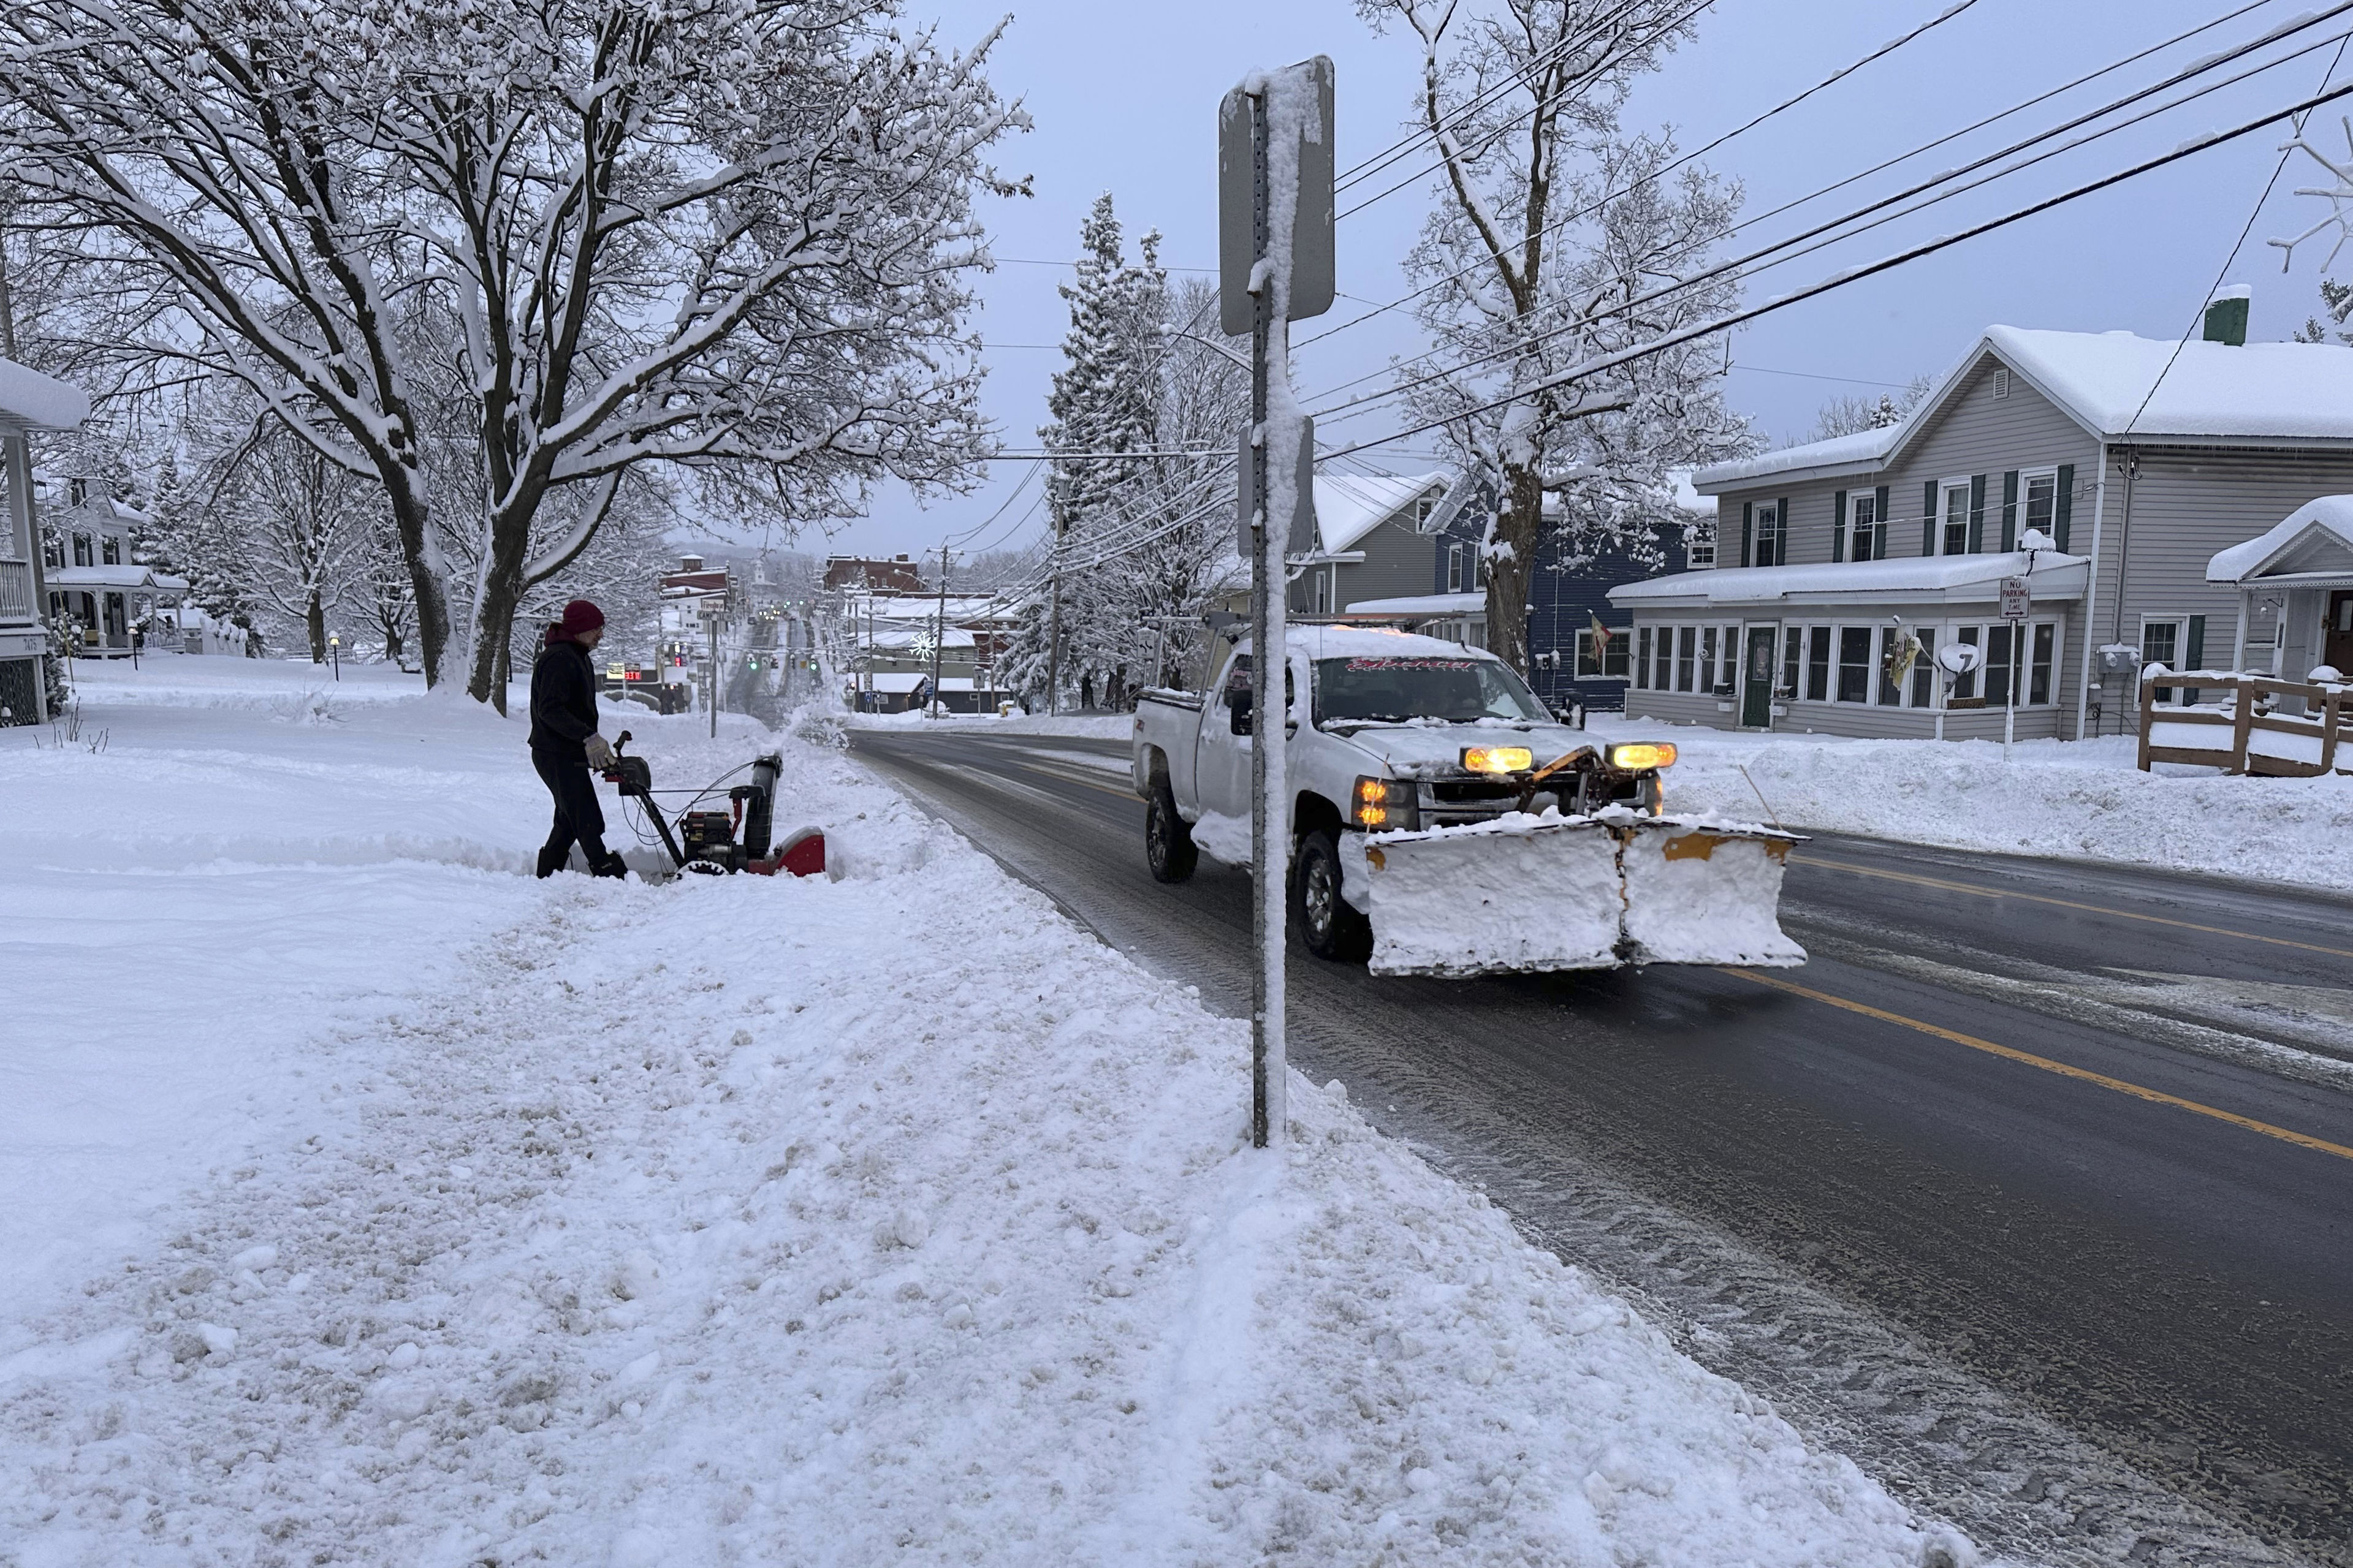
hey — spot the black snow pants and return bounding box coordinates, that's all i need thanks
[533,746,612,870]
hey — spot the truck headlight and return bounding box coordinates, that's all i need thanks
[1606,741,1677,771]
[1353,775,1415,829]
[1459,746,1533,774]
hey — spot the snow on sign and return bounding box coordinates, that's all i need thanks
[2000,576,2031,620]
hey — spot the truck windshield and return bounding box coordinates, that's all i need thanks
[1313,656,1549,725]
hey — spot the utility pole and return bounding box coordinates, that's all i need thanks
[930,542,951,718]
[1044,520,1063,716]
[1219,58,1334,1150]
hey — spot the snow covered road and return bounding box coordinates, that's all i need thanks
[0,662,1959,1565]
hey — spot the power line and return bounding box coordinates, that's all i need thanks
[1296,0,2283,363]
[1310,13,2353,428]
[1321,74,2353,461]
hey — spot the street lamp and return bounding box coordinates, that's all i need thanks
[329,633,340,681]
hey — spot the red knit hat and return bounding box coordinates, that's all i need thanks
[548,599,604,645]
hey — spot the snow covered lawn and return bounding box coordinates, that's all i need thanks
[3,658,1961,1565]
[1592,715,2353,892]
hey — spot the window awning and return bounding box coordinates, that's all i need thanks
[1606,550,2087,612]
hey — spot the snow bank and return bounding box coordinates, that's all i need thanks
[0,661,1960,1565]
[1593,716,2353,890]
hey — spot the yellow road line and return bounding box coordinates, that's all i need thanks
[1791,855,2353,960]
[1727,968,2353,1164]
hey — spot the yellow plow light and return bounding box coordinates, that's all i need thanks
[1606,741,1677,771]
[1353,774,1403,828]
[1461,746,1534,775]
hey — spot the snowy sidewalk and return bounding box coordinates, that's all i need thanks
[2,664,1961,1565]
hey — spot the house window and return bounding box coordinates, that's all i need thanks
[101,535,121,566]
[1698,626,1718,693]
[2021,470,2056,545]
[1674,626,1696,692]
[1654,627,1673,691]
[1446,543,1465,592]
[1985,624,2017,706]
[1850,492,1885,561]
[1836,627,1873,703]
[1876,627,1906,706]
[2030,623,2056,704]
[69,477,87,508]
[72,532,93,567]
[42,532,63,569]
[1750,501,1783,568]
[1635,627,1652,689]
[1951,626,1982,700]
[1910,627,1937,707]
[1687,528,1716,569]
[1781,627,1801,697]
[1941,483,1971,556]
[2141,616,2186,705]
[1805,626,1831,701]
[1575,627,1630,680]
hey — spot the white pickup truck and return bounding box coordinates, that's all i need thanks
[1131,625,1804,977]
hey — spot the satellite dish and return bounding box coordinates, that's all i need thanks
[1937,642,1985,676]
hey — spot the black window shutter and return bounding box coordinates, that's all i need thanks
[2186,614,2205,670]
[1967,474,1986,553]
[2000,470,2019,552]
[1921,482,1937,556]
[1741,502,1754,569]
[2053,464,2074,551]
[1832,490,1848,562]
[1777,498,1792,565]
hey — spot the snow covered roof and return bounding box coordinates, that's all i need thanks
[1344,591,1487,616]
[1693,425,1896,490]
[0,358,88,434]
[1697,325,2353,492]
[2207,495,2353,583]
[1607,549,2088,608]
[45,564,187,590]
[1668,469,1717,518]
[1313,472,1447,555]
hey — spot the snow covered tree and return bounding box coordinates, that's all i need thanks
[2295,278,2353,345]
[162,396,379,662]
[1808,376,1933,442]
[1360,1,1755,672]
[0,0,1024,704]
[1007,214,1247,710]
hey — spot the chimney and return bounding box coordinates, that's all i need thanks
[680,553,704,571]
[2202,284,2250,347]
[895,553,910,562]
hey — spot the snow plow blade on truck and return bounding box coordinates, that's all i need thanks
[1352,809,1806,977]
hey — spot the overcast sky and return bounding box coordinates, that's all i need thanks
[801,0,2353,563]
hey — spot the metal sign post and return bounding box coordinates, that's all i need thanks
[1220,56,1334,1150]
[1999,574,2030,759]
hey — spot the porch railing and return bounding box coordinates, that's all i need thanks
[0,558,31,622]
[2138,670,2350,777]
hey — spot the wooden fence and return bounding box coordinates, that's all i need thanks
[2138,670,2350,776]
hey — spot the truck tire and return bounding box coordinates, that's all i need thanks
[1291,828,1372,963]
[1146,779,1198,884]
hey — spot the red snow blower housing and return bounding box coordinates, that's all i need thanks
[600,730,826,878]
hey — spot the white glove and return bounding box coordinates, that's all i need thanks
[585,733,615,769]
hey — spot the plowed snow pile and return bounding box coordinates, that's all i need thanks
[2,661,1963,1566]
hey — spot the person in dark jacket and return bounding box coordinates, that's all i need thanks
[530,599,626,878]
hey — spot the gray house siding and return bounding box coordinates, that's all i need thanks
[2078,444,2353,730]
[1301,513,1436,613]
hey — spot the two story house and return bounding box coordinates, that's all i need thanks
[1613,297,2353,739]
[0,362,91,721]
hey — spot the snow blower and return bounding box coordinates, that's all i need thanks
[600,730,827,878]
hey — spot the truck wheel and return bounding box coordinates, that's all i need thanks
[1146,780,1198,884]
[1292,828,1372,963]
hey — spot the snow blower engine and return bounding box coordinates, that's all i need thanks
[600,730,826,878]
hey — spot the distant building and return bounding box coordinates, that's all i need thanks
[824,554,926,596]
[40,480,197,658]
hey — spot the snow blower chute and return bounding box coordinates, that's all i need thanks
[600,731,827,878]
[1353,744,1806,977]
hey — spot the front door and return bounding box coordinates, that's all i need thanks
[1741,626,1777,726]
[2328,591,2353,675]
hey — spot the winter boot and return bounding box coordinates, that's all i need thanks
[536,845,568,879]
[591,852,631,880]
